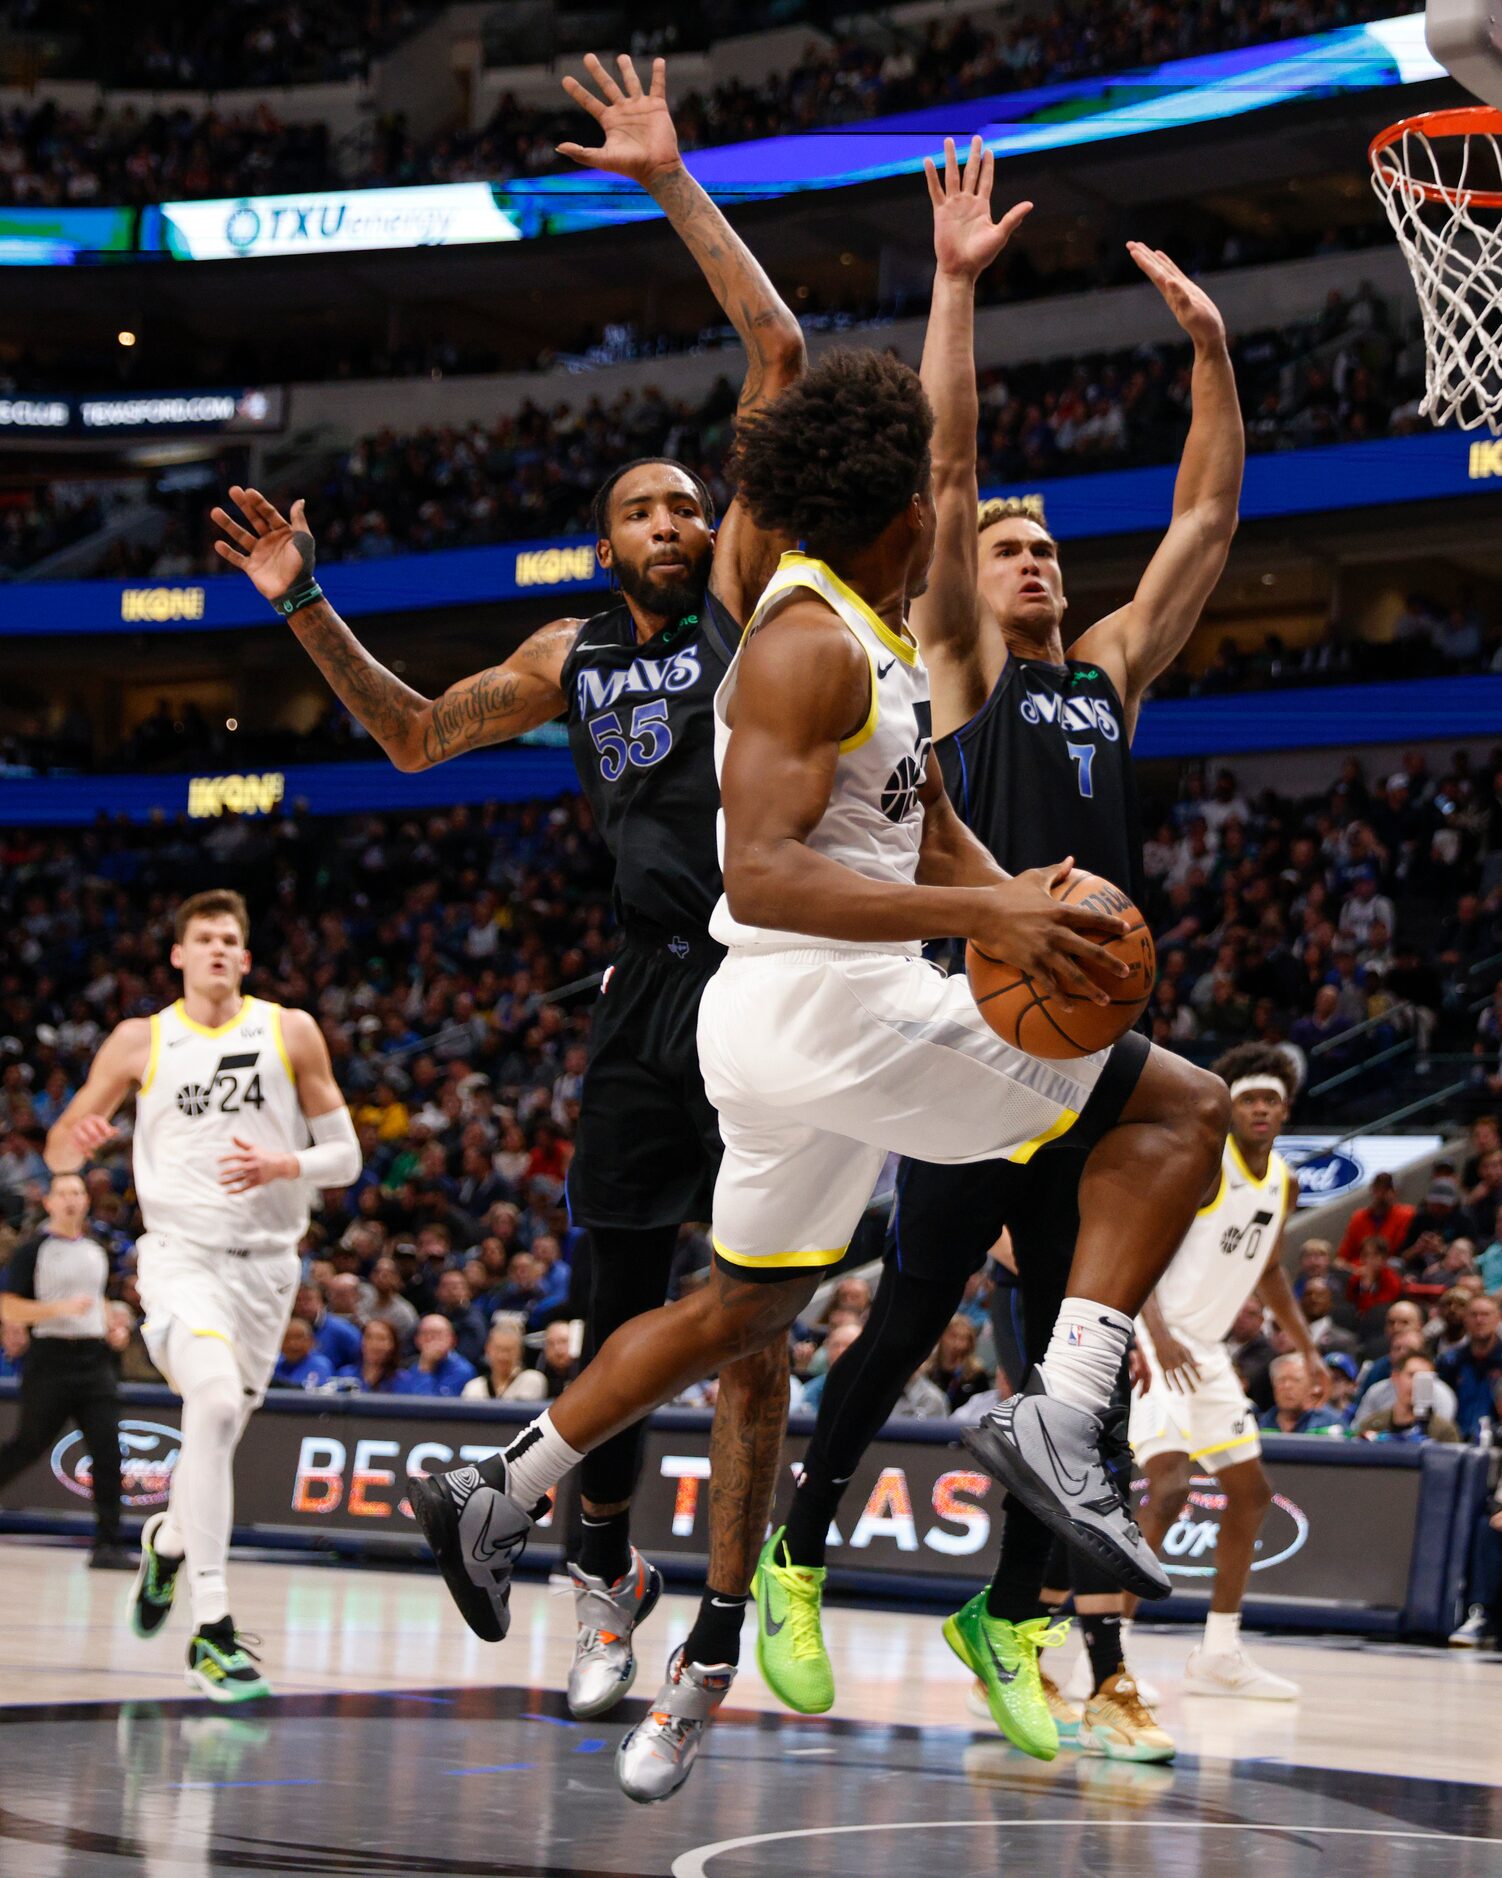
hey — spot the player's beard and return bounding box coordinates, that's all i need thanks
[614,547,711,623]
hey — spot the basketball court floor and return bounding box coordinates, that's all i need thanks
[2,1536,1498,1876]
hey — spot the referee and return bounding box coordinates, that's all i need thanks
[0,1170,129,1567]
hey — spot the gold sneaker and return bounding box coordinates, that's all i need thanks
[1078,1670,1175,1762]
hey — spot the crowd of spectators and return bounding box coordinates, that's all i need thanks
[4,280,1421,590]
[0,0,1393,203]
[1136,746,1502,1076]
[1,0,426,90]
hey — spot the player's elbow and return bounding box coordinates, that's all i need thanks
[389,736,431,774]
[723,846,783,928]
[761,318,807,386]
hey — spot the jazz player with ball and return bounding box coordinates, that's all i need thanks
[44,890,361,1701]
[753,140,1246,1763]
[406,331,1231,1717]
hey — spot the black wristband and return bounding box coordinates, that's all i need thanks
[271,579,323,619]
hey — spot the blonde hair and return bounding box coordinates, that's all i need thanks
[977,493,1049,536]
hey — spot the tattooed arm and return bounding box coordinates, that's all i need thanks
[212,484,578,770]
[557,54,805,625]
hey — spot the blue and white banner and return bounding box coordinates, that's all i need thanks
[148,183,522,261]
[1278,1133,1444,1209]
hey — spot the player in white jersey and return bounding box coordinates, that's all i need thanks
[45,888,360,1702]
[409,348,1231,1726]
[1125,1044,1330,1699]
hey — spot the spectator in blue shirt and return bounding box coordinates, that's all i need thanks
[295,1281,361,1371]
[336,1319,405,1395]
[393,1315,477,1398]
[1257,1353,1345,1434]
[1437,1295,1502,1439]
[432,1268,489,1368]
[271,1318,335,1391]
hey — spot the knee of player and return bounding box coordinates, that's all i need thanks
[189,1377,244,1444]
[1177,1061,1231,1157]
[1231,1462,1274,1518]
[1148,1458,1193,1520]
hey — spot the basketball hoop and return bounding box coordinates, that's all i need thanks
[1370,106,1502,433]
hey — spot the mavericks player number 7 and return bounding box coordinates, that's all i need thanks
[45,889,361,1703]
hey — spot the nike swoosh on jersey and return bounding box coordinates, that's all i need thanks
[876,658,896,679]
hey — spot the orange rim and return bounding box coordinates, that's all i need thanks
[1369,105,1502,208]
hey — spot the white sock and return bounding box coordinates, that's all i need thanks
[500,1410,585,1508]
[1037,1299,1134,1412]
[163,1323,244,1629]
[1204,1609,1242,1655]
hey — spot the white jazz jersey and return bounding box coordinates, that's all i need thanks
[1144,1139,1293,1352]
[708,551,932,956]
[134,996,310,1251]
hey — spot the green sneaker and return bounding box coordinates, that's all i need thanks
[943,1595,1070,1762]
[128,1511,182,1640]
[185,1620,271,1704]
[753,1527,834,1714]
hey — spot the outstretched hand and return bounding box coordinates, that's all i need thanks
[557,53,681,186]
[1128,242,1226,351]
[211,485,316,604]
[925,135,1031,283]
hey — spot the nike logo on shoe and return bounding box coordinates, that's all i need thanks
[470,1494,525,1563]
[1038,1420,1090,1497]
[984,1635,1019,1684]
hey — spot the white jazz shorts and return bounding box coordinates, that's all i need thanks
[1128,1338,1261,1473]
[137,1231,301,1407]
[697,946,1110,1279]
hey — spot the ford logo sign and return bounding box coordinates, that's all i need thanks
[1292,1149,1363,1203]
[51,1417,181,1507]
[1137,1474,1309,1577]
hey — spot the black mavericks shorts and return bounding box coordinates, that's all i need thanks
[567,930,724,1232]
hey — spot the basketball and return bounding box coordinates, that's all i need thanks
[967,870,1156,1060]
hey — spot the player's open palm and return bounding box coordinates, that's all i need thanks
[558,54,681,186]
[211,485,316,603]
[1128,242,1226,350]
[925,135,1031,283]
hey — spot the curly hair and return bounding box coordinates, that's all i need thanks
[1212,1041,1298,1100]
[731,347,933,557]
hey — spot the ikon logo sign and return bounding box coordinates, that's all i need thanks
[52,1418,181,1507]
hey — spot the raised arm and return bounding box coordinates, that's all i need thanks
[212,486,579,771]
[45,1018,151,1171]
[558,55,805,623]
[1072,248,1244,737]
[912,137,1030,733]
[719,603,1127,998]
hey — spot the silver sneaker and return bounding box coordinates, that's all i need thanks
[616,1646,734,1804]
[407,1464,534,1642]
[566,1548,663,1719]
[962,1374,1171,1601]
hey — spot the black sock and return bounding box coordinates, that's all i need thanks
[681,1589,749,1668]
[574,1509,632,1585]
[782,1464,846,1570]
[985,1501,1054,1622]
[1080,1612,1124,1693]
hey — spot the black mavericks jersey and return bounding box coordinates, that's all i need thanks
[937,655,1144,906]
[561,591,741,936]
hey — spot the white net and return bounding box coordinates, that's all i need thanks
[1370,111,1502,434]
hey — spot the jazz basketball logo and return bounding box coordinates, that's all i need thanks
[52,1419,181,1507]
[176,1051,266,1118]
[881,700,932,823]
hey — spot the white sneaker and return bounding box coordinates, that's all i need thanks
[1449,1604,1492,1648]
[1065,1648,1160,1706]
[1183,1644,1298,1700]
